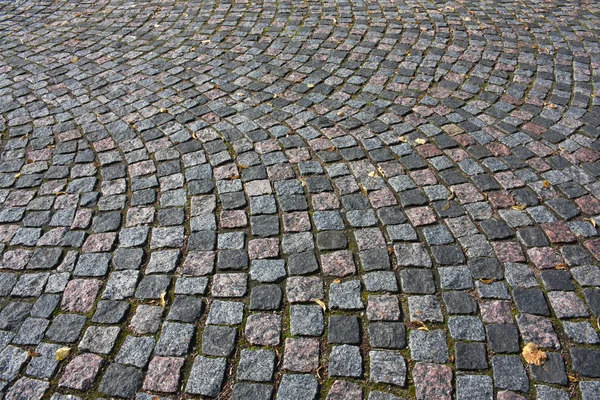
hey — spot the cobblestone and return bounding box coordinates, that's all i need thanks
[0,0,599,397]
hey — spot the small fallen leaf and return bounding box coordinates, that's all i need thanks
[585,218,596,227]
[441,201,451,211]
[202,39,211,44]
[479,278,495,284]
[159,107,167,113]
[398,136,408,143]
[511,204,527,210]
[332,279,341,284]
[230,175,239,180]
[14,172,21,178]
[542,180,551,188]
[237,164,249,169]
[522,342,546,366]
[28,350,40,357]
[447,189,455,201]
[313,298,327,312]
[307,83,315,88]
[415,138,427,145]
[413,320,429,331]
[568,373,578,384]
[71,56,78,63]
[555,263,567,270]
[26,159,33,164]
[55,347,70,361]
[337,111,343,117]
[159,292,166,307]
[55,191,67,196]
[549,103,557,109]
[368,171,379,178]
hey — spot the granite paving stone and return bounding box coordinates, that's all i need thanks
[0,0,599,397]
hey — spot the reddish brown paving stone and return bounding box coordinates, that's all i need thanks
[248,238,279,259]
[412,362,453,400]
[405,206,437,226]
[182,251,215,275]
[282,337,320,372]
[245,313,282,347]
[61,279,102,313]
[220,210,248,228]
[368,188,397,208]
[282,211,311,232]
[321,250,356,277]
[143,356,185,393]
[326,380,363,400]
[527,247,564,269]
[542,223,576,243]
[576,195,600,215]
[480,300,514,324]
[516,313,561,349]
[583,238,600,262]
[58,353,104,391]
[492,241,526,263]
[488,191,515,209]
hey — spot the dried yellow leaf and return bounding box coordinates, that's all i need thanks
[27,350,40,357]
[312,298,327,312]
[307,83,315,88]
[479,278,495,284]
[398,136,408,143]
[555,263,568,270]
[55,347,70,361]
[447,189,455,200]
[415,138,427,145]
[159,107,167,113]
[585,218,596,227]
[413,320,429,331]
[159,292,166,307]
[71,56,78,63]
[202,39,211,44]
[568,373,578,383]
[441,201,451,211]
[542,180,551,188]
[522,342,546,366]
[368,171,379,178]
[14,172,21,178]
[511,204,527,211]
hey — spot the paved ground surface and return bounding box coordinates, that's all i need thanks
[1,0,600,399]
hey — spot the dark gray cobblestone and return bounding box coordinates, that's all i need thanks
[0,0,600,398]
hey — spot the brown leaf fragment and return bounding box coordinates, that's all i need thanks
[413,320,429,331]
[55,347,70,361]
[522,342,546,366]
[312,298,327,312]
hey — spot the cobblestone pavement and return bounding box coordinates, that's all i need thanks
[1,0,600,399]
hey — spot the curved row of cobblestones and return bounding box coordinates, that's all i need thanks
[1,0,600,399]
